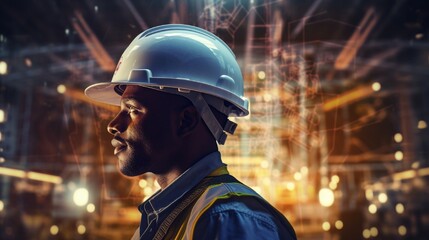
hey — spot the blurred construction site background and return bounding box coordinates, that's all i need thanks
[1,0,428,239]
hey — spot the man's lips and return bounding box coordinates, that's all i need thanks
[111,138,127,155]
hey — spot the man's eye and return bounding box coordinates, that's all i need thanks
[127,105,138,114]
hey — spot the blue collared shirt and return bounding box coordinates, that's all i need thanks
[138,151,225,238]
[137,151,296,239]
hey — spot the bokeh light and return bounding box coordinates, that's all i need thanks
[370,227,378,237]
[322,221,331,231]
[378,192,388,203]
[0,61,7,75]
[394,133,403,143]
[294,172,302,181]
[335,220,344,230]
[398,225,407,236]
[319,188,335,207]
[362,229,370,239]
[73,187,89,207]
[394,151,404,161]
[77,224,86,235]
[395,203,405,214]
[139,179,148,188]
[368,204,377,214]
[372,82,381,91]
[258,71,266,80]
[0,109,5,123]
[87,203,96,213]
[418,120,427,129]
[50,225,59,235]
[57,84,66,94]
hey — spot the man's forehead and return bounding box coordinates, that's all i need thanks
[121,85,162,99]
[118,86,156,105]
[119,85,189,106]
[122,85,151,95]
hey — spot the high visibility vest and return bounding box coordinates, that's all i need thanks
[183,182,270,239]
[132,175,296,240]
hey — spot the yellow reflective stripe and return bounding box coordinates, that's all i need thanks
[130,227,140,240]
[184,182,261,240]
[174,222,187,240]
[207,166,229,176]
[187,184,226,238]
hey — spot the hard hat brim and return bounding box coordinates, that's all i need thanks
[84,81,249,117]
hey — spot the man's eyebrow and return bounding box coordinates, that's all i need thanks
[119,98,139,108]
[121,97,139,104]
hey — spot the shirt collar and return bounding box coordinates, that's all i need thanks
[138,151,225,216]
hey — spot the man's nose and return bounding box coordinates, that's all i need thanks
[107,112,125,135]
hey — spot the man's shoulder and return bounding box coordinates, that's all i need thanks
[193,184,297,239]
[196,178,277,217]
[194,181,281,224]
[194,181,297,239]
[201,185,279,222]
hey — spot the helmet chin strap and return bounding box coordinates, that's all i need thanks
[159,87,237,145]
[187,92,228,144]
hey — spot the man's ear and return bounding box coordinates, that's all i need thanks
[178,105,200,137]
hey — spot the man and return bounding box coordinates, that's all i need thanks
[85,24,296,240]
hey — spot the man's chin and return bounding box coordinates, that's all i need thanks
[118,159,146,177]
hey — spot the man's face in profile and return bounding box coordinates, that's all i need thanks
[107,86,186,176]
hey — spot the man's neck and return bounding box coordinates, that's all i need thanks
[155,168,185,190]
[155,150,218,189]
[155,140,218,189]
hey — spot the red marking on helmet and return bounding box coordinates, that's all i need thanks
[115,57,123,72]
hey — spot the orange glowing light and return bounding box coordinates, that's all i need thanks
[323,85,373,111]
[0,167,62,184]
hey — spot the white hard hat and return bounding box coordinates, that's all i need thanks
[85,24,249,144]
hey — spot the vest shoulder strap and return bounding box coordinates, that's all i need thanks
[153,174,239,240]
[184,182,297,240]
[184,182,261,239]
